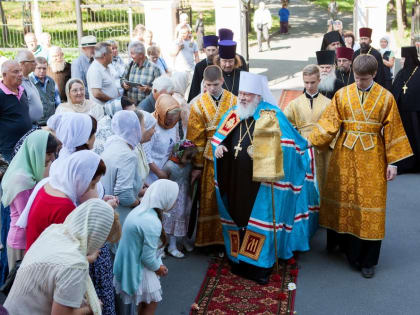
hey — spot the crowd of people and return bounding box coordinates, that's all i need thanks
[0,1,419,314]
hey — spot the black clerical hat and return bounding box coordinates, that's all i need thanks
[320,31,345,50]
[203,35,219,48]
[316,50,336,65]
[402,46,418,59]
[219,40,237,59]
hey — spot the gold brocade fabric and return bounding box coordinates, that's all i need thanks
[187,90,236,246]
[252,110,284,182]
[308,83,413,240]
[284,93,332,194]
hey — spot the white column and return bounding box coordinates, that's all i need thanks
[213,0,244,54]
[353,0,389,45]
[142,0,179,62]
[32,0,43,38]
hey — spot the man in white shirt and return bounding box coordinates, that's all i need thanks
[86,42,120,106]
[253,2,272,52]
[171,25,199,76]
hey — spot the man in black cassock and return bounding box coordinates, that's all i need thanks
[335,46,355,86]
[353,28,386,87]
[320,30,345,51]
[187,35,219,102]
[392,46,420,173]
[316,50,344,99]
[214,40,242,96]
[218,28,248,71]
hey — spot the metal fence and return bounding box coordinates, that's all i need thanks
[0,0,144,51]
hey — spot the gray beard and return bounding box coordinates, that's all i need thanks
[237,98,259,120]
[49,61,66,73]
[319,71,337,92]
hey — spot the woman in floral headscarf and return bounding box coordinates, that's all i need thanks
[56,78,104,121]
[143,94,181,185]
[162,140,197,258]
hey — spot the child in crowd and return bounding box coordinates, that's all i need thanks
[162,140,197,258]
[113,179,179,314]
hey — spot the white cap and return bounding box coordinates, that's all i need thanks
[80,35,97,47]
[239,72,276,105]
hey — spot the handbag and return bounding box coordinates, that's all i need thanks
[257,23,263,31]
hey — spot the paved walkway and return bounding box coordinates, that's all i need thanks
[249,0,352,99]
[158,1,420,314]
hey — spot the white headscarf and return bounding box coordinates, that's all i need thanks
[16,150,101,228]
[135,179,179,215]
[110,110,142,148]
[46,112,66,131]
[55,112,93,159]
[141,110,157,131]
[17,198,114,315]
[171,71,190,97]
[379,35,391,54]
[238,71,277,105]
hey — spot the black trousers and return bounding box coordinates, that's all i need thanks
[327,229,381,268]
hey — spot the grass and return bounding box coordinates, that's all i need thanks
[310,0,354,13]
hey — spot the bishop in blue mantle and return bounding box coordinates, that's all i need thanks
[212,72,319,284]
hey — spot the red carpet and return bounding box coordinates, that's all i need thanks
[191,258,298,315]
[278,90,302,111]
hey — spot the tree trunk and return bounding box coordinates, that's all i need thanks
[0,1,9,45]
[396,0,404,38]
[402,0,408,27]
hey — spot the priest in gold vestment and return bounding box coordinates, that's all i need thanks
[187,65,236,246]
[284,64,332,193]
[308,55,413,278]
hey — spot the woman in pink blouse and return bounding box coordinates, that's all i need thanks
[1,130,58,271]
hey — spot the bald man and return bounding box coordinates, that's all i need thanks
[0,61,32,161]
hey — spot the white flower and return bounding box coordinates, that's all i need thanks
[288,282,296,291]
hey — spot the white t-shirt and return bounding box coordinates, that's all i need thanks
[4,265,87,315]
[86,59,120,106]
[174,40,198,73]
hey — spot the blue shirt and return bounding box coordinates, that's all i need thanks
[71,53,92,99]
[278,8,290,22]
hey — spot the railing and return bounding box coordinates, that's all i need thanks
[0,0,144,51]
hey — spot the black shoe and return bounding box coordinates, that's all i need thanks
[361,267,375,278]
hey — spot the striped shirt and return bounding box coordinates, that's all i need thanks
[121,59,161,104]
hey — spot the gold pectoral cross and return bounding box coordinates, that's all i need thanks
[234,144,242,159]
[403,85,408,94]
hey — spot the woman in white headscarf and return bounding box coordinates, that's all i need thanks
[56,78,104,121]
[171,71,190,137]
[4,198,121,315]
[101,110,143,228]
[54,112,97,160]
[17,150,107,250]
[113,179,179,314]
[93,96,136,155]
[379,35,395,91]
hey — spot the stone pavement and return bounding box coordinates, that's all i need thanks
[249,0,352,99]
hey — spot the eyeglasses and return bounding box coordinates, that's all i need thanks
[22,60,35,63]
